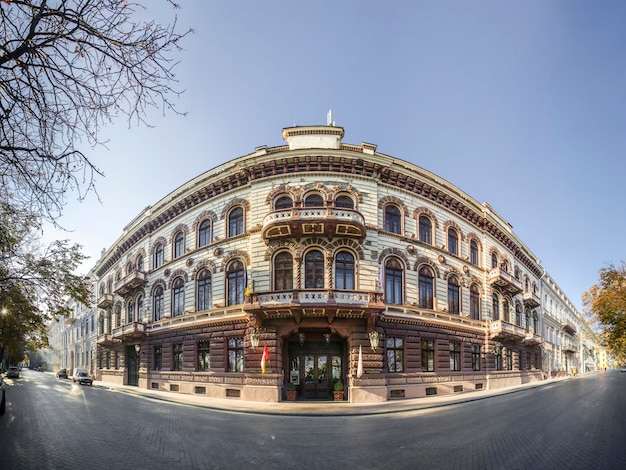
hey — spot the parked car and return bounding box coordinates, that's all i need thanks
[6,367,19,379]
[72,369,93,386]
[0,376,5,415]
[56,369,68,379]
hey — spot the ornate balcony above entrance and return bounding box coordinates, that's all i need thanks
[490,320,525,341]
[488,267,523,295]
[261,208,366,242]
[245,289,384,321]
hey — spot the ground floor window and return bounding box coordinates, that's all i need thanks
[198,341,210,371]
[154,346,162,370]
[421,339,435,372]
[449,342,461,371]
[173,343,183,371]
[386,337,404,373]
[472,344,481,371]
[506,349,513,370]
[228,337,244,372]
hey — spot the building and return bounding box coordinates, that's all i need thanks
[86,124,590,403]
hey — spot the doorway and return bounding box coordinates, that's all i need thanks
[126,345,139,386]
[287,336,344,400]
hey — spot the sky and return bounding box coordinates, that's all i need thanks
[43,1,626,313]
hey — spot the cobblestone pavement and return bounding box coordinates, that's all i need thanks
[1,369,625,469]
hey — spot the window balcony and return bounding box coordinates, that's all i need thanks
[562,341,578,353]
[245,289,384,320]
[113,270,147,296]
[490,320,526,341]
[261,208,366,242]
[97,333,115,347]
[562,321,577,336]
[111,321,146,341]
[97,293,114,309]
[488,268,523,295]
[523,332,542,345]
[522,291,541,308]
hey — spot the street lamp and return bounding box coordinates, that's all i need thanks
[249,329,260,350]
[368,330,379,351]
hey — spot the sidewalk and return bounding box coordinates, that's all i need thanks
[93,375,572,417]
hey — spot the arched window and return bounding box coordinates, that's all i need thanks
[99,314,104,334]
[384,257,403,305]
[274,196,293,210]
[470,284,480,320]
[274,252,293,290]
[126,262,133,275]
[419,216,432,244]
[418,266,434,309]
[197,269,212,311]
[227,260,245,305]
[304,250,324,289]
[304,194,324,207]
[525,279,530,292]
[137,255,144,272]
[470,240,479,265]
[385,205,401,234]
[335,251,355,290]
[502,260,509,272]
[492,293,500,320]
[491,253,498,269]
[515,304,522,326]
[136,295,143,322]
[503,299,510,323]
[153,286,164,321]
[447,276,460,314]
[533,314,539,333]
[172,277,185,317]
[198,220,212,248]
[173,232,185,259]
[448,228,458,255]
[115,305,121,328]
[335,195,354,209]
[154,243,164,269]
[106,312,112,334]
[228,207,244,237]
[126,300,134,323]
[525,310,530,329]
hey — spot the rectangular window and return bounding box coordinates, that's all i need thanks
[449,342,461,371]
[526,352,531,370]
[386,337,404,373]
[495,347,502,371]
[506,349,513,371]
[173,343,183,371]
[421,339,435,372]
[228,337,244,372]
[154,346,162,371]
[472,344,481,371]
[197,341,210,371]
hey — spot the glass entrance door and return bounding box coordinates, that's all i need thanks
[304,355,328,399]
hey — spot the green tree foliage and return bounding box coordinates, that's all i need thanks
[0,203,92,363]
[583,262,626,364]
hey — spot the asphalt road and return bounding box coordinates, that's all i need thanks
[1,369,625,469]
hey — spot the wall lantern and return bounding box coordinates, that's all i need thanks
[368,330,379,351]
[250,329,260,350]
[298,332,305,346]
[324,333,332,345]
[134,344,141,355]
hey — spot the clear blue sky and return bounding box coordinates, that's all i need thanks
[45,1,626,313]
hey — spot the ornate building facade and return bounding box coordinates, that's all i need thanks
[88,125,590,403]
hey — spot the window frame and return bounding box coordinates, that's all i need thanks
[447,228,458,255]
[384,204,402,234]
[418,266,434,309]
[419,215,432,244]
[198,219,212,248]
[335,251,355,290]
[386,337,404,373]
[197,341,211,372]
[449,341,461,371]
[197,269,212,311]
[421,338,435,372]
[447,275,460,314]
[228,207,244,238]
[227,337,244,372]
[172,277,185,317]
[384,257,403,305]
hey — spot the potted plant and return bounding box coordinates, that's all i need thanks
[286,382,297,401]
[333,381,344,401]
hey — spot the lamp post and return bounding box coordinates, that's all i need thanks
[368,330,379,351]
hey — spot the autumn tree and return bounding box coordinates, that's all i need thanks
[583,261,626,364]
[1,0,190,222]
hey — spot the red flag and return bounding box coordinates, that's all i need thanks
[261,343,269,373]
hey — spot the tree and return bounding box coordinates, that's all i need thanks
[0,202,92,364]
[1,0,190,223]
[583,261,626,364]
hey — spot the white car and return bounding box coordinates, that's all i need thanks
[72,369,93,386]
